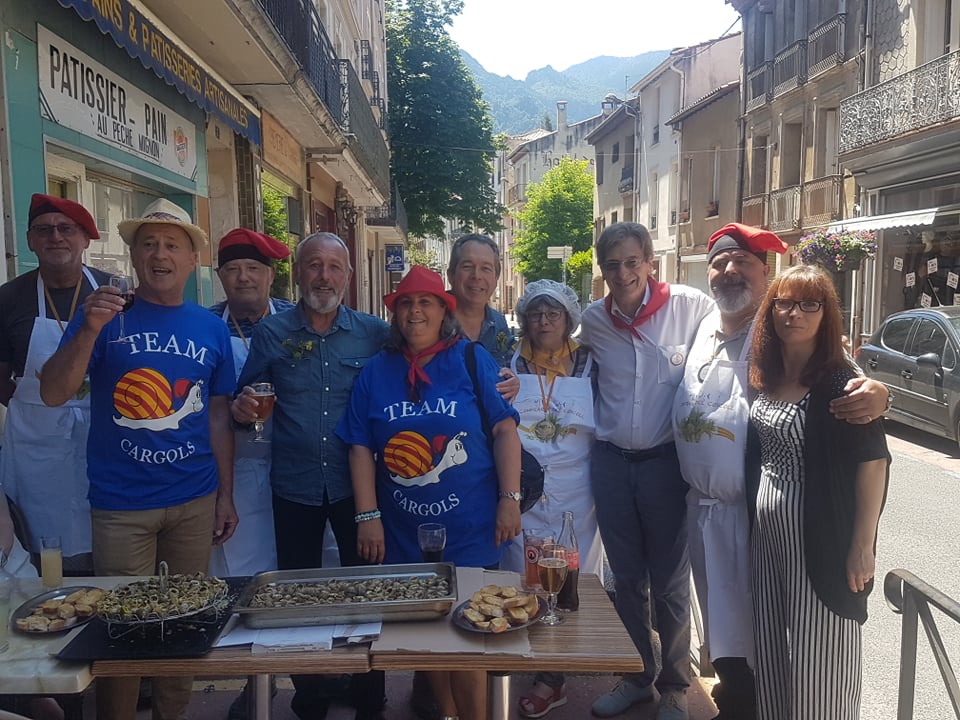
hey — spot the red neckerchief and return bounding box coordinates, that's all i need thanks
[604,277,671,341]
[402,338,458,389]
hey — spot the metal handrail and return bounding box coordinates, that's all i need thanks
[884,569,960,719]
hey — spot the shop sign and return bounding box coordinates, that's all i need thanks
[39,26,198,181]
[385,245,405,272]
[262,112,302,185]
[57,0,261,145]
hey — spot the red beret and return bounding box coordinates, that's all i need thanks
[707,223,787,261]
[217,228,290,267]
[28,194,99,239]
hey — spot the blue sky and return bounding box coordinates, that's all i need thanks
[448,0,742,79]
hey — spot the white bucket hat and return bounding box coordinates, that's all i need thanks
[117,198,208,250]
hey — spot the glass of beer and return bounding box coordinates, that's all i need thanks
[537,543,568,626]
[250,382,275,443]
[522,528,554,591]
[417,523,446,562]
[41,535,63,589]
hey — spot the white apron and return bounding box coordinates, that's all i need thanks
[208,303,279,576]
[0,270,98,556]
[672,313,754,665]
[501,349,603,578]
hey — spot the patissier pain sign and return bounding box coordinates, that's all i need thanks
[38,26,198,181]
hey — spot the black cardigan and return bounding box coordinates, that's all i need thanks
[747,367,890,624]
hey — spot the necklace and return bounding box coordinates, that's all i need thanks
[229,305,270,349]
[43,279,83,333]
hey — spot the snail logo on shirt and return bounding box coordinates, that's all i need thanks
[112,368,204,431]
[384,431,468,487]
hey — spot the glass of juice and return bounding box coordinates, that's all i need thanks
[41,535,63,589]
[250,382,276,443]
[417,523,446,562]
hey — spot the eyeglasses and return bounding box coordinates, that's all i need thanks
[773,298,823,313]
[601,257,646,274]
[29,223,81,238]
[526,309,563,323]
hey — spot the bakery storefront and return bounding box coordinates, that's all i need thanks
[2,0,260,302]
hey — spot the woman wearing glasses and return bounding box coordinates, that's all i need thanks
[503,280,602,718]
[748,264,889,720]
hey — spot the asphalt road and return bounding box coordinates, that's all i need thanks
[863,421,960,720]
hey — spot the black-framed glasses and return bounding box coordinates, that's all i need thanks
[601,257,646,274]
[526,309,563,323]
[773,298,823,313]
[29,223,81,238]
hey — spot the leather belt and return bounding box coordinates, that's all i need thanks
[600,440,676,463]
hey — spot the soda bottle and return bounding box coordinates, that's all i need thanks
[556,510,580,611]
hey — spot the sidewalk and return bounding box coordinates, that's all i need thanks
[112,672,720,719]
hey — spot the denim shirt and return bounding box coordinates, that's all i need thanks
[474,306,514,368]
[237,303,390,505]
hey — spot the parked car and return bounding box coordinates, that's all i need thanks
[855,306,960,448]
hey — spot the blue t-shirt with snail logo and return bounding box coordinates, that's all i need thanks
[61,299,235,511]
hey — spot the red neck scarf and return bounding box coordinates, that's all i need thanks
[604,277,671,341]
[402,338,458,390]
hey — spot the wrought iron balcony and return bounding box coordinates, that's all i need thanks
[340,60,390,200]
[257,0,342,125]
[360,39,373,80]
[746,62,772,112]
[742,193,768,228]
[839,48,960,154]
[618,165,635,193]
[366,184,408,237]
[769,185,802,232]
[808,14,845,78]
[802,174,844,226]
[773,40,807,97]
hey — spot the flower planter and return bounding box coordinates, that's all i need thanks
[795,228,877,272]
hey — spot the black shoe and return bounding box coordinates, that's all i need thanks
[290,693,330,720]
[410,671,440,720]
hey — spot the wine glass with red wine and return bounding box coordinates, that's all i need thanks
[109,275,135,343]
[417,523,446,562]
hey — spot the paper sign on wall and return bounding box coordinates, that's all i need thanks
[905,272,916,287]
[948,272,959,289]
[920,293,932,308]
[893,257,904,271]
[928,258,939,274]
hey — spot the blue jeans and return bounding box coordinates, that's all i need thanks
[591,442,691,692]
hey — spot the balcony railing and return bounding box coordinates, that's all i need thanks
[802,174,844,226]
[769,185,802,232]
[618,165,635,193]
[773,40,807,97]
[840,48,960,153]
[808,14,846,78]
[258,0,342,125]
[365,184,408,237]
[370,70,381,104]
[742,193,768,228]
[746,62,772,112]
[360,39,373,80]
[340,60,390,199]
[507,184,526,205]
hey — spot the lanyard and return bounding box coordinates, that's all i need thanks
[43,280,83,333]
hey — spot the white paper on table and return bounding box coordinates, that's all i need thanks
[215,615,381,652]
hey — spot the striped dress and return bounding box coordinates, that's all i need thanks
[750,392,862,720]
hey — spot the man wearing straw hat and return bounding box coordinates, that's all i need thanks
[40,198,238,720]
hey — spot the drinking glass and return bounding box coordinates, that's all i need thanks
[41,535,63,589]
[250,383,276,443]
[522,528,554,591]
[537,543,568,626]
[417,523,446,562]
[109,275,135,343]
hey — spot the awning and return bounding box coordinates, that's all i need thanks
[828,208,939,232]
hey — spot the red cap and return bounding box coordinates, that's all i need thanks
[707,223,788,262]
[28,194,99,239]
[384,265,458,312]
[217,228,290,267]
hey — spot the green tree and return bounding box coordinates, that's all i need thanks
[262,186,293,299]
[541,113,553,131]
[567,248,594,305]
[513,158,594,283]
[406,240,442,271]
[387,0,503,238]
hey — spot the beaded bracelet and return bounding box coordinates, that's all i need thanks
[354,509,382,523]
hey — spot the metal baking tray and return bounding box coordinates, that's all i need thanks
[235,562,457,628]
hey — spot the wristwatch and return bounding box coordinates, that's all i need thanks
[499,491,522,502]
[884,389,895,414]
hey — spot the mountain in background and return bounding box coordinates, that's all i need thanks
[462,50,671,136]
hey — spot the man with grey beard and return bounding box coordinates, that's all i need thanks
[233,233,388,720]
[671,224,889,720]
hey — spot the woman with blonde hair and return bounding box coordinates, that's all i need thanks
[748,264,889,720]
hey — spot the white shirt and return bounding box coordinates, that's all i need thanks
[581,284,715,449]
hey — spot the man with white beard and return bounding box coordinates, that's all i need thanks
[672,223,890,720]
[233,233,389,720]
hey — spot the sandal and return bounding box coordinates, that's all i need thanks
[518,683,567,719]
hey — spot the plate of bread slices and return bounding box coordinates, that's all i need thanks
[12,586,104,634]
[452,584,545,633]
